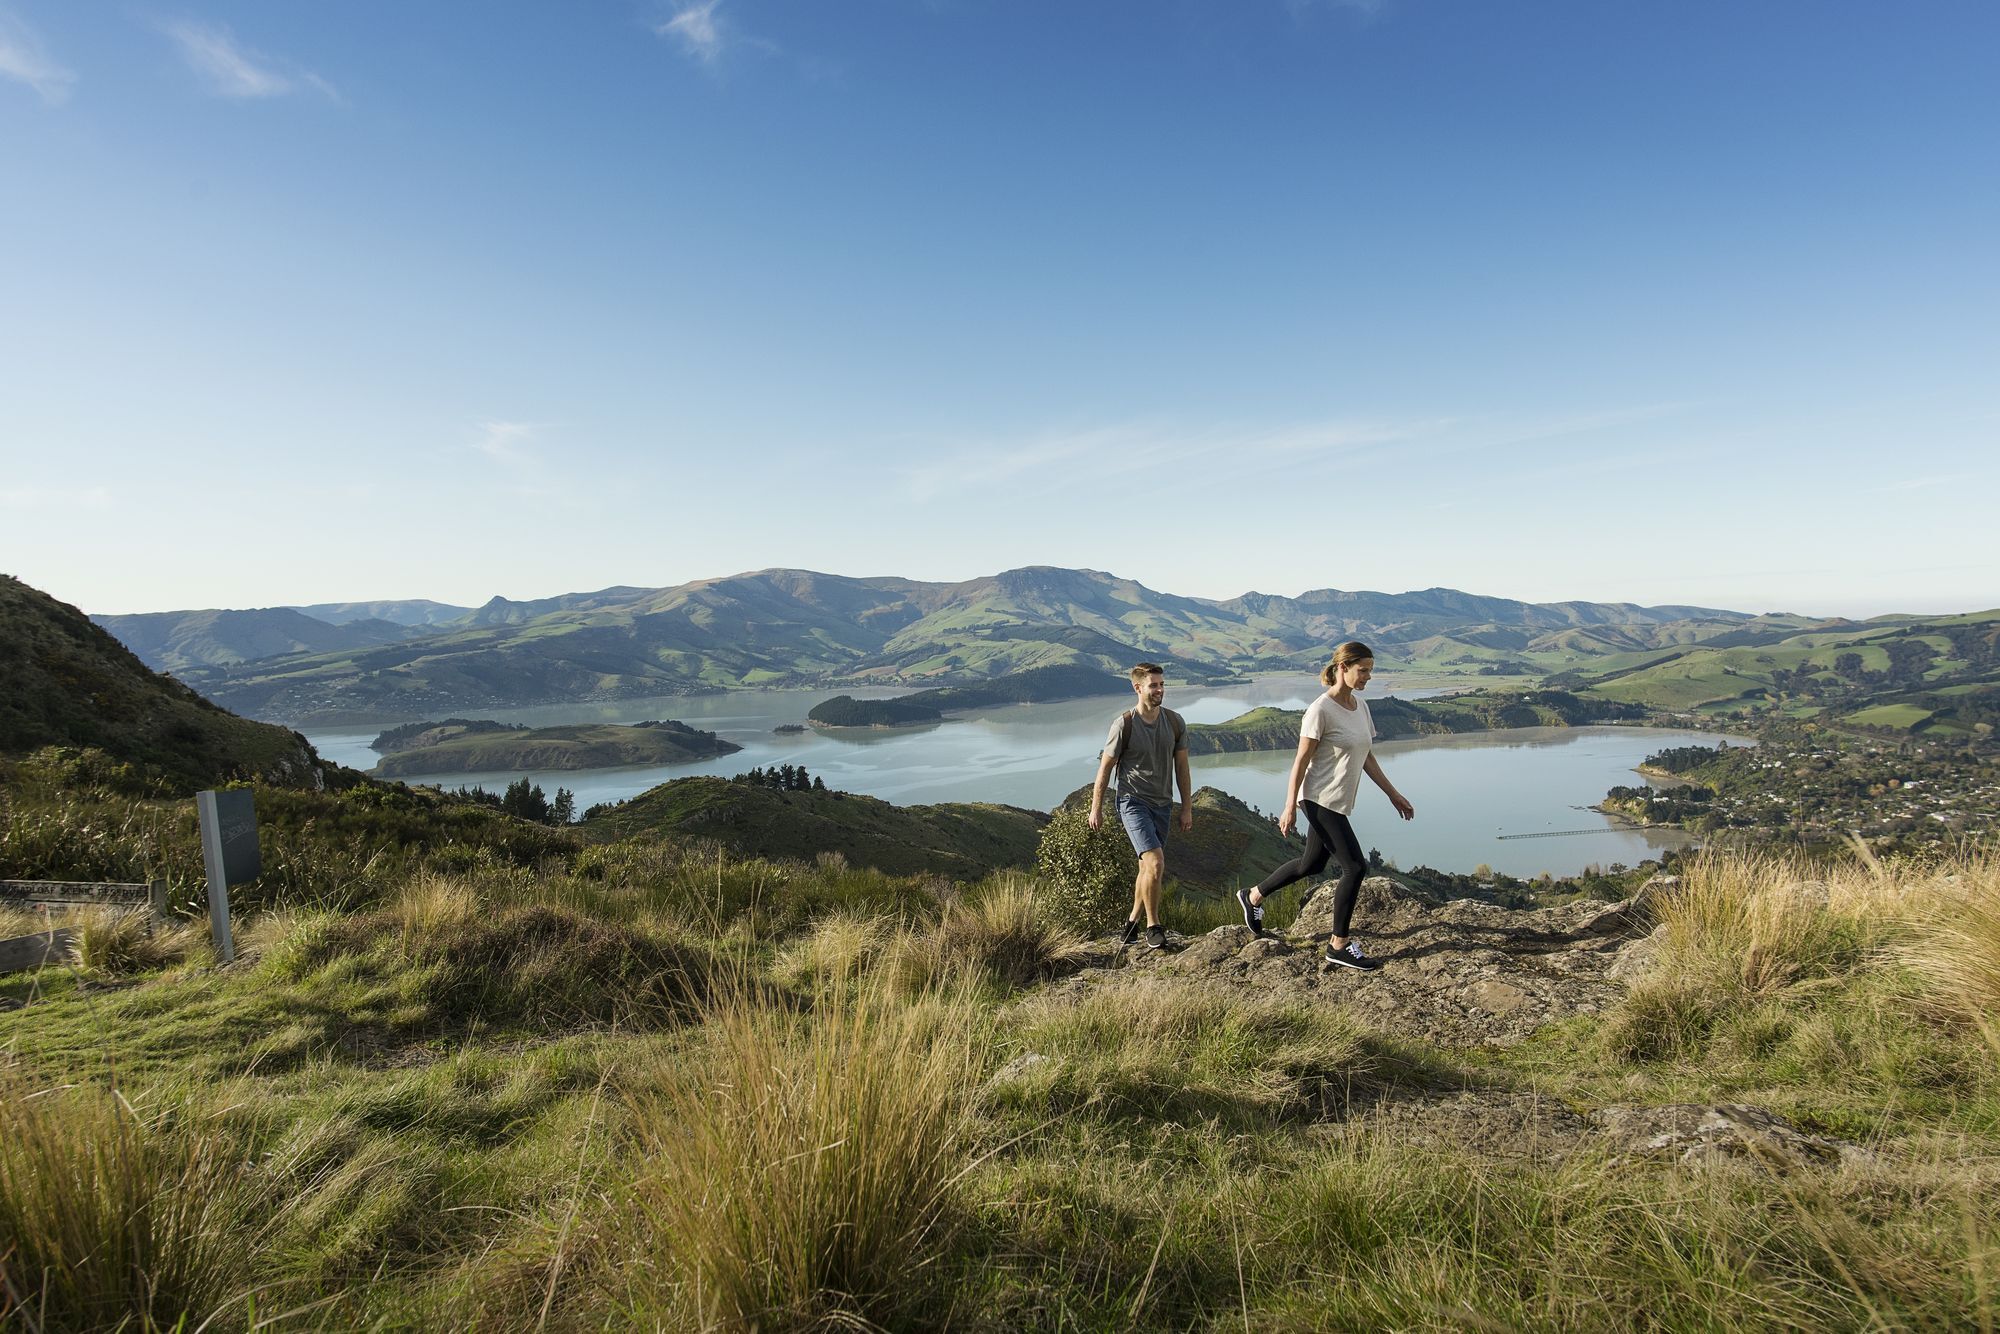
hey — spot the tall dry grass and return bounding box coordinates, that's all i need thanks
[0,1079,254,1331]
[1893,848,2000,1047]
[616,978,985,1330]
[889,875,1089,993]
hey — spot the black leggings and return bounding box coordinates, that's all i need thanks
[1254,801,1366,938]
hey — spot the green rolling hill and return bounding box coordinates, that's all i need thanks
[580,776,1048,881]
[1558,612,2000,734]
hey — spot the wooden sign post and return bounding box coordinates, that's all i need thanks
[195,790,260,964]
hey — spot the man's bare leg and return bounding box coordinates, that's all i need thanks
[1134,850,1164,926]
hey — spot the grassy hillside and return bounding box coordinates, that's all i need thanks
[371,720,741,777]
[581,775,1047,881]
[0,574,337,793]
[91,606,420,673]
[4,787,1995,1329]
[1564,613,2000,732]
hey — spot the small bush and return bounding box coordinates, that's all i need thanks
[1034,804,1138,938]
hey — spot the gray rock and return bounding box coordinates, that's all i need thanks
[1467,979,1536,1015]
[1606,924,1668,983]
[1590,1103,1868,1170]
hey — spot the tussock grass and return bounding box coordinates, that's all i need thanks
[613,978,985,1330]
[73,910,203,976]
[891,874,1090,993]
[274,877,715,1033]
[1896,850,2000,1041]
[773,906,897,992]
[1656,851,1873,994]
[0,1077,254,1330]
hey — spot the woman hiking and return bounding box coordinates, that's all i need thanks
[1235,641,1414,970]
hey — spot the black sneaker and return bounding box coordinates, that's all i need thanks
[1120,917,1141,947]
[1324,940,1381,972]
[1236,887,1265,937]
[1145,924,1167,950]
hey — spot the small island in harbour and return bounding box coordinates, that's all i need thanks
[369,718,740,777]
[806,695,944,729]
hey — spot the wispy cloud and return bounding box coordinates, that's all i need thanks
[470,420,540,466]
[894,405,1687,507]
[1885,472,1969,493]
[1,485,112,510]
[163,19,336,100]
[0,9,75,104]
[896,416,1439,505]
[657,1,725,63]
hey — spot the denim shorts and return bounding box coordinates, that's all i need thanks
[1116,792,1171,857]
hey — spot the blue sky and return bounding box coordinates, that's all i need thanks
[3,1,1995,618]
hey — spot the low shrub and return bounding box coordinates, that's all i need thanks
[1034,804,1138,938]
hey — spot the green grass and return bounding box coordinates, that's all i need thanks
[1844,702,1935,730]
[6,833,2000,1330]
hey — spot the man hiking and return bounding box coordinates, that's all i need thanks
[1088,662,1194,949]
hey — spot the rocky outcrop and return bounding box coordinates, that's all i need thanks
[1032,874,1873,1173]
[1062,876,1677,1048]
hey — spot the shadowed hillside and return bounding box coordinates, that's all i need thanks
[0,575,337,792]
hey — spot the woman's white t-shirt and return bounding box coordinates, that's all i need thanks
[1299,693,1375,815]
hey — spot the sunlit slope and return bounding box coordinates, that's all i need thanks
[1570,613,2000,731]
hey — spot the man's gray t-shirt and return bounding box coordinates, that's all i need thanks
[1103,708,1184,807]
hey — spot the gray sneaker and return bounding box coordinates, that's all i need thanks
[1324,940,1381,972]
[1145,924,1167,950]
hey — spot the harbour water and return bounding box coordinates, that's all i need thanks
[304,675,1723,878]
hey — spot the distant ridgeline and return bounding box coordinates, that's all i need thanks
[117,565,1779,725]
[370,719,740,777]
[1183,690,1647,755]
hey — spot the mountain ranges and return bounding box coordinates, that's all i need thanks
[89,566,1807,727]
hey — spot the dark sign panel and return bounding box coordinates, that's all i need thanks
[197,789,262,886]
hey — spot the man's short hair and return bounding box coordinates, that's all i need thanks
[1129,662,1163,685]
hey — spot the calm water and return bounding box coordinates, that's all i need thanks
[305,676,1722,878]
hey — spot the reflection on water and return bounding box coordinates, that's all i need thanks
[304,676,1723,878]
